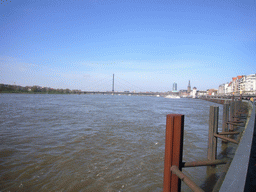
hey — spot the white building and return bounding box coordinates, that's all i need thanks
[218,74,256,95]
[192,87,197,98]
[226,82,233,95]
[241,74,256,94]
[218,84,225,95]
[236,76,244,93]
[224,83,229,94]
[198,90,207,97]
[218,83,229,95]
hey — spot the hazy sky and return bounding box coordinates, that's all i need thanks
[1,0,256,92]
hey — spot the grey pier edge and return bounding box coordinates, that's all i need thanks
[219,101,255,192]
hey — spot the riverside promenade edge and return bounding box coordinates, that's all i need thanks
[219,101,255,192]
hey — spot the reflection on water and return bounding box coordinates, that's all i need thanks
[0,94,234,191]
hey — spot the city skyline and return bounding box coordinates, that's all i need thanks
[1,72,256,95]
[1,0,256,92]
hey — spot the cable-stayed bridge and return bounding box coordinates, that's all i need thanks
[82,91,159,96]
[81,74,162,96]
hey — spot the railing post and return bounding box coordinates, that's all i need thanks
[222,102,229,143]
[237,100,242,114]
[234,100,239,121]
[229,101,234,131]
[163,114,184,192]
[208,106,219,161]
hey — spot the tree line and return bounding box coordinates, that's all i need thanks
[0,84,82,94]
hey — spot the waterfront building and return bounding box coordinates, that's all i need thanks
[226,82,233,95]
[218,83,225,95]
[197,90,207,97]
[224,83,229,94]
[241,74,256,94]
[219,74,256,95]
[232,77,237,93]
[240,76,247,93]
[192,87,197,98]
[236,75,244,93]
[179,89,188,97]
[218,83,229,95]
[227,75,244,94]
[207,89,218,96]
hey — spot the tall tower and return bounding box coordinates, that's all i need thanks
[172,82,177,92]
[187,80,191,93]
[112,74,114,92]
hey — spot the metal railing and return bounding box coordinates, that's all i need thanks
[219,101,255,192]
[163,99,254,192]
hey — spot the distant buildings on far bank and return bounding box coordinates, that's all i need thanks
[178,80,207,98]
[174,73,256,99]
[179,80,192,98]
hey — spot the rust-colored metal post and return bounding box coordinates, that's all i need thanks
[222,103,229,143]
[163,114,184,192]
[207,106,219,161]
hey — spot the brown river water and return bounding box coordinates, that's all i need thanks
[0,94,238,191]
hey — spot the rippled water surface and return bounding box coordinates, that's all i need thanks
[0,94,230,191]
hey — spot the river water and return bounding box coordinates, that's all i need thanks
[0,94,236,191]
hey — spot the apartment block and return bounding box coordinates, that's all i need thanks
[240,74,256,94]
[218,74,256,95]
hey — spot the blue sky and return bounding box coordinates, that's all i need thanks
[1,0,256,92]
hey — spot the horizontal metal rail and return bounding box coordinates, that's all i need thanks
[214,133,239,144]
[217,131,240,135]
[182,159,227,168]
[171,165,204,192]
[226,121,244,125]
[229,120,244,123]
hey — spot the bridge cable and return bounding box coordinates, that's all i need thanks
[115,76,148,92]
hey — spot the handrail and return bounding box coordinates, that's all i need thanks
[219,101,255,191]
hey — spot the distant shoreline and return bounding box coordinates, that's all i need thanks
[0,91,77,94]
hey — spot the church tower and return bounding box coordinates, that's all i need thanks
[187,80,191,94]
